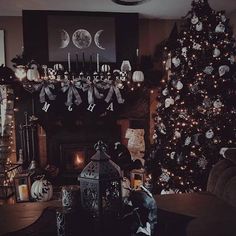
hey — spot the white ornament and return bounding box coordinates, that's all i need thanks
[159,123,166,134]
[174,130,181,139]
[221,15,227,22]
[203,66,214,75]
[162,88,169,96]
[219,65,230,77]
[165,97,174,108]
[181,47,187,57]
[191,15,199,24]
[229,55,235,64]
[213,48,221,57]
[170,152,176,159]
[197,156,208,169]
[27,64,40,81]
[172,57,180,67]
[15,65,27,81]
[196,22,203,31]
[160,169,170,182]
[184,136,191,146]
[193,42,201,50]
[213,99,223,108]
[215,22,225,33]
[205,129,214,139]
[175,95,180,101]
[176,81,183,90]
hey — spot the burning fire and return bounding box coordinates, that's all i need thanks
[74,153,84,168]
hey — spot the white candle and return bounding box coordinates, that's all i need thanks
[97,53,99,72]
[18,184,29,201]
[68,52,71,72]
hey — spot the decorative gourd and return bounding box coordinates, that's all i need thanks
[26,64,40,81]
[101,64,110,73]
[31,176,53,202]
[132,70,144,82]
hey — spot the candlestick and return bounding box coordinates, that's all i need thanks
[18,184,29,201]
[97,53,99,72]
[67,52,71,72]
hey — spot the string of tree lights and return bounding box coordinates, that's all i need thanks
[147,0,236,193]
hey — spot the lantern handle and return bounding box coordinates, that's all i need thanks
[94,140,107,152]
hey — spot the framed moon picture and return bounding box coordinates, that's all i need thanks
[23,11,139,66]
[47,15,116,62]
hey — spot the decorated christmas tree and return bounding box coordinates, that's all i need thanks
[150,0,236,193]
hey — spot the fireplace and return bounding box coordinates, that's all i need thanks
[43,123,121,183]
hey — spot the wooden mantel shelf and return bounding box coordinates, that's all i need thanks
[0,200,61,235]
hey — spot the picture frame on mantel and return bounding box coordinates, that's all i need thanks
[0,30,5,66]
[22,11,139,67]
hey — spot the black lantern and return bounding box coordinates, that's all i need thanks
[79,141,122,222]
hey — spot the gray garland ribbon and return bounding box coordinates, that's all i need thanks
[105,81,125,104]
[34,82,56,103]
[61,80,82,106]
[82,77,104,104]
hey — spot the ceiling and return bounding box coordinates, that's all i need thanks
[0,0,235,19]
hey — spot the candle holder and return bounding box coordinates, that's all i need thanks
[14,172,32,202]
[130,168,145,190]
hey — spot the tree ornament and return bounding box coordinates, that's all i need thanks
[181,47,187,57]
[31,176,53,202]
[203,66,214,75]
[205,129,214,139]
[165,97,174,108]
[189,83,199,94]
[174,130,181,139]
[191,14,199,24]
[193,133,201,145]
[215,22,225,33]
[170,152,176,159]
[213,98,223,108]
[160,169,170,182]
[219,65,230,77]
[203,97,212,108]
[221,14,227,22]
[175,95,180,101]
[158,123,167,134]
[172,57,180,67]
[176,80,183,90]
[193,42,201,50]
[213,48,221,57]
[184,136,191,146]
[228,55,235,64]
[177,152,184,164]
[196,22,203,31]
[162,88,169,96]
[197,156,208,169]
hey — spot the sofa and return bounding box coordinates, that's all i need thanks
[154,148,236,236]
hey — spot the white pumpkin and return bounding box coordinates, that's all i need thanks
[132,70,144,82]
[101,64,110,73]
[31,177,53,202]
[27,64,40,81]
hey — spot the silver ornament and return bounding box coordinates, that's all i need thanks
[193,42,201,50]
[215,22,225,33]
[176,80,183,90]
[184,136,191,146]
[196,22,203,31]
[197,156,208,169]
[219,65,230,77]
[205,129,214,139]
[159,123,166,134]
[162,88,169,96]
[177,152,184,164]
[213,99,223,108]
[228,55,235,64]
[203,97,212,108]
[174,130,181,139]
[191,15,199,24]
[172,57,180,67]
[221,15,227,22]
[203,66,214,75]
[170,152,176,159]
[181,47,187,57]
[213,48,220,57]
[165,97,174,108]
[160,169,170,182]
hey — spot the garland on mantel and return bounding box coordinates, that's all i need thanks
[12,58,144,113]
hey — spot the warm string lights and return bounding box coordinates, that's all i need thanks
[147,0,236,194]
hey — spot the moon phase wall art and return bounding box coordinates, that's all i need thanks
[47,15,116,62]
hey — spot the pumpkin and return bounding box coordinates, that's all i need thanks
[132,70,144,82]
[26,64,40,81]
[101,64,110,73]
[31,176,53,202]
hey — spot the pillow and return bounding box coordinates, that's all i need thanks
[207,160,231,193]
[223,176,236,208]
[214,166,236,198]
